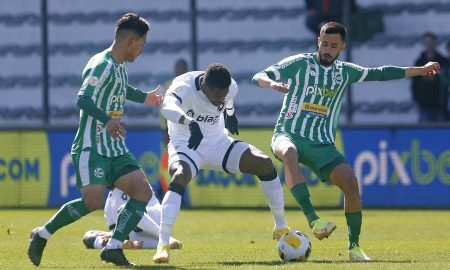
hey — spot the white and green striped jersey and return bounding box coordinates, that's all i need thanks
[257,53,405,144]
[72,49,130,157]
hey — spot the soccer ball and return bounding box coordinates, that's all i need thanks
[277,230,311,262]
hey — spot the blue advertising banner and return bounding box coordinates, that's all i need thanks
[47,130,161,207]
[342,128,450,207]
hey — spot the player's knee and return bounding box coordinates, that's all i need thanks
[255,155,274,176]
[279,146,298,164]
[140,183,152,202]
[343,175,359,196]
[83,196,104,211]
[170,165,191,184]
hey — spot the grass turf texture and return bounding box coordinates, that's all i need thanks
[1,209,449,269]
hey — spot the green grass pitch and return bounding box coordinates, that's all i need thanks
[1,209,449,269]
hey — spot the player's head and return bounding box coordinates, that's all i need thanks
[115,13,150,62]
[174,59,189,77]
[422,32,437,52]
[201,63,231,106]
[317,22,347,66]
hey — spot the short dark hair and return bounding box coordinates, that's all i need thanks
[320,22,347,41]
[423,32,437,41]
[204,63,231,89]
[115,13,150,38]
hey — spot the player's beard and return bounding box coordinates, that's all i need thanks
[318,52,339,66]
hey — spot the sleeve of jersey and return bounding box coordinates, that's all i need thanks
[76,96,111,124]
[78,60,111,98]
[161,84,188,123]
[126,85,146,103]
[252,56,301,85]
[363,66,406,81]
[346,62,405,83]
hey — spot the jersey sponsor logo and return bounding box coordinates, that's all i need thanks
[301,102,329,118]
[108,92,126,105]
[278,57,301,69]
[285,96,298,119]
[332,73,343,84]
[88,76,99,86]
[108,110,123,119]
[186,109,220,125]
[94,167,104,178]
[186,109,194,118]
[306,85,337,98]
[121,192,128,201]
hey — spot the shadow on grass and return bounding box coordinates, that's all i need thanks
[309,259,414,264]
[219,259,413,266]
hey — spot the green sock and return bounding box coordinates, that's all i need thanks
[345,211,362,249]
[111,198,147,242]
[44,198,90,234]
[290,183,319,227]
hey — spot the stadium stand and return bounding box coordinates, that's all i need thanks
[1,0,449,126]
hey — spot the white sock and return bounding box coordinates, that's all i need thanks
[159,224,173,246]
[105,238,122,249]
[37,227,51,240]
[260,178,288,229]
[159,191,182,245]
[93,237,104,249]
[136,214,160,238]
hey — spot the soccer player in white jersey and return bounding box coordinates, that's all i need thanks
[27,13,162,267]
[82,186,182,250]
[252,22,440,261]
[152,63,290,263]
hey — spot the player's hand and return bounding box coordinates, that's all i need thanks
[187,121,203,150]
[224,113,239,135]
[423,62,440,76]
[270,81,289,94]
[106,119,126,140]
[145,85,164,106]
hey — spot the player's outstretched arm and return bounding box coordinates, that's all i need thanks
[126,85,163,106]
[144,85,164,106]
[405,61,440,77]
[252,72,289,93]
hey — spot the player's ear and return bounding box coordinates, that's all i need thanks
[341,42,346,50]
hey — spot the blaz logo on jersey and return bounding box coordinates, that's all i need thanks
[186,109,219,125]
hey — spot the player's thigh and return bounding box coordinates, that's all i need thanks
[112,153,151,201]
[302,142,347,182]
[72,150,110,189]
[238,145,275,175]
[167,141,203,181]
[271,133,301,163]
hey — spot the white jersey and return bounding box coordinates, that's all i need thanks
[164,71,238,144]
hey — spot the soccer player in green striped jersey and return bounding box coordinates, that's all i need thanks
[27,13,162,267]
[252,22,440,261]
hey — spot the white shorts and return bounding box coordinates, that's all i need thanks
[168,136,251,179]
[104,186,161,229]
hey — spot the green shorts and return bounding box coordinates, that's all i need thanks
[271,132,347,182]
[72,150,141,189]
